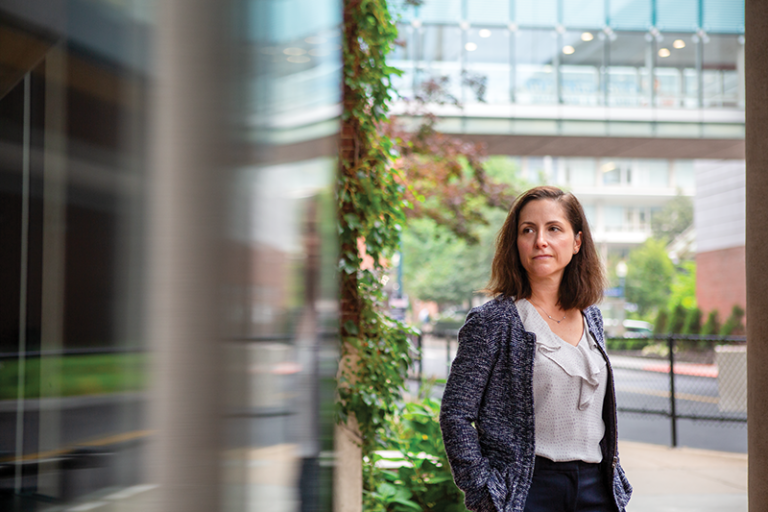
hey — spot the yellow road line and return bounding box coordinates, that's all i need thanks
[0,429,153,463]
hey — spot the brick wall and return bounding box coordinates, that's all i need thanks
[697,245,747,324]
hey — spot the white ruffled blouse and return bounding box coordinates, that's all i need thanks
[516,298,608,463]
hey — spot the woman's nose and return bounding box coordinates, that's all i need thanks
[535,232,548,247]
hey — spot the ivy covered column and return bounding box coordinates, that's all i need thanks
[335,1,364,504]
[335,0,411,509]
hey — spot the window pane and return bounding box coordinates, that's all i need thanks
[674,160,696,189]
[610,0,652,31]
[418,0,462,24]
[657,0,699,32]
[604,206,624,230]
[515,0,557,27]
[566,158,596,186]
[468,0,510,25]
[608,32,650,107]
[420,25,463,101]
[515,30,557,105]
[635,160,669,187]
[703,35,743,108]
[465,27,510,104]
[563,0,605,30]
[560,31,603,105]
[703,0,745,34]
[655,33,698,108]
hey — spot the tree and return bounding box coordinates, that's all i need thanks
[701,310,721,335]
[720,305,746,336]
[383,80,519,244]
[682,307,702,335]
[668,303,687,334]
[653,309,669,334]
[668,260,696,310]
[651,193,694,242]
[625,239,675,315]
[401,211,503,307]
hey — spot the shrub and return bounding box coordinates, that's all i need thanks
[701,310,720,336]
[720,305,746,336]
[667,304,687,334]
[364,397,468,512]
[653,309,668,335]
[682,307,702,335]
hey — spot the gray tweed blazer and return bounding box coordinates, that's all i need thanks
[439,296,633,512]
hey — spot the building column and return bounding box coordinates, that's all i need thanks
[745,2,768,510]
[148,1,227,511]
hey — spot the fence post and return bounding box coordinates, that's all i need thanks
[668,335,678,448]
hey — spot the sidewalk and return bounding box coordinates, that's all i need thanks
[619,440,747,512]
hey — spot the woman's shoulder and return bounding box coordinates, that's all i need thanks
[582,305,606,339]
[461,296,524,333]
[467,295,518,319]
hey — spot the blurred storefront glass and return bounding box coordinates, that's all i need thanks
[0,0,339,510]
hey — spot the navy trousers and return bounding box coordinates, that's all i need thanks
[523,456,617,512]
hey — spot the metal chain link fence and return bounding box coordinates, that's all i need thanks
[412,331,747,448]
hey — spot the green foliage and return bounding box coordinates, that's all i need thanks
[653,309,669,335]
[401,210,505,306]
[668,260,697,310]
[364,397,468,512]
[682,307,702,335]
[625,239,675,315]
[337,0,414,457]
[668,304,687,334]
[701,310,721,336]
[651,194,694,243]
[720,305,746,336]
[0,354,145,400]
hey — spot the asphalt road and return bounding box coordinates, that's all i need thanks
[415,336,748,453]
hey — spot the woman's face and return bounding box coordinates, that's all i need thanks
[516,199,582,284]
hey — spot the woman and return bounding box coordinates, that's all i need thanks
[439,186,632,512]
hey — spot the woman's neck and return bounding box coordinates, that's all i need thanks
[528,279,563,312]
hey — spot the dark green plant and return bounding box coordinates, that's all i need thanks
[653,309,669,335]
[365,398,468,512]
[720,305,746,336]
[701,310,721,336]
[667,304,687,334]
[682,307,702,335]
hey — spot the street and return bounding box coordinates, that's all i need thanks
[415,335,748,453]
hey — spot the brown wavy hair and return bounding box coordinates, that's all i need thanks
[485,186,605,310]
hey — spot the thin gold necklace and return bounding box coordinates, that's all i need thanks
[529,299,566,324]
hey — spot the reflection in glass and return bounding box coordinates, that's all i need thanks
[654,33,698,107]
[702,34,743,108]
[420,25,463,102]
[515,30,558,105]
[608,32,650,107]
[464,27,510,104]
[560,31,604,105]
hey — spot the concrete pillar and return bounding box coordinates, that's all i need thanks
[745,2,768,510]
[148,1,226,511]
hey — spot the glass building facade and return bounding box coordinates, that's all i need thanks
[0,0,339,510]
[392,0,745,111]
[390,0,744,260]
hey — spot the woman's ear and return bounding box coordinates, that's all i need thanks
[574,232,582,254]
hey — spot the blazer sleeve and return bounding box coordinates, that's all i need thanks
[439,308,504,510]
